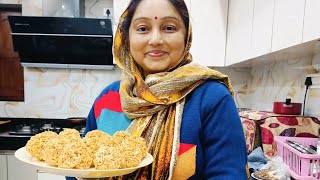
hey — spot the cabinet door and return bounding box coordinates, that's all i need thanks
[0,155,7,180]
[7,155,37,180]
[38,172,65,180]
[0,15,24,101]
[271,0,305,52]
[303,0,320,43]
[190,0,228,67]
[251,0,274,58]
[225,0,254,66]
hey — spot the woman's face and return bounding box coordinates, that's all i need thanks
[129,0,187,76]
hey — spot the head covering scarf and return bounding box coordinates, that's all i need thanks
[113,1,234,179]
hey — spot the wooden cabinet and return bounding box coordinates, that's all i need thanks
[303,0,320,43]
[0,155,7,180]
[271,0,305,52]
[0,15,24,101]
[189,0,228,67]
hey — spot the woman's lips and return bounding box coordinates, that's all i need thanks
[147,50,166,57]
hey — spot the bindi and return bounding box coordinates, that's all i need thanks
[154,16,158,20]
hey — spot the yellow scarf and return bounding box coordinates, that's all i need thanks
[113,4,233,180]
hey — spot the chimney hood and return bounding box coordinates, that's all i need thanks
[8,16,114,70]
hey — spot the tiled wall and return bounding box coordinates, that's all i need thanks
[0,0,319,120]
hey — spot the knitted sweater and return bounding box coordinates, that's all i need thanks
[67,80,247,180]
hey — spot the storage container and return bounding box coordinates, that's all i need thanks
[274,136,320,179]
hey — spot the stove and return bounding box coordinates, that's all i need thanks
[9,122,85,135]
[0,118,86,150]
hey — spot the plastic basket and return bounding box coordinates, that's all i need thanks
[274,136,320,180]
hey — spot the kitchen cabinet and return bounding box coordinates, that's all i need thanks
[271,0,305,52]
[0,15,24,101]
[7,155,37,180]
[189,0,228,67]
[0,0,21,4]
[226,0,306,66]
[225,0,254,66]
[251,0,274,59]
[0,155,7,180]
[38,172,65,180]
[303,0,320,43]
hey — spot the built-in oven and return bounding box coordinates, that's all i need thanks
[8,16,114,70]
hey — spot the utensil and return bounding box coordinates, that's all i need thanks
[66,117,86,125]
[286,140,317,154]
[0,120,11,125]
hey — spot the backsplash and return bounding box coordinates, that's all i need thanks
[0,68,122,118]
[0,0,319,120]
[239,55,320,118]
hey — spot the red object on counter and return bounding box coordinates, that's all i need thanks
[273,99,302,115]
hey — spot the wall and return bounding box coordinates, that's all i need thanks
[234,53,320,119]
[0,0,319,120]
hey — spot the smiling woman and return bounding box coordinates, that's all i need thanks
[128,0,186,76]
[67,0,248,179]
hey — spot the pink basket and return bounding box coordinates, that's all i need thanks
[274,136,320,180]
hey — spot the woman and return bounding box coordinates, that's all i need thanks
[69,0,247,179]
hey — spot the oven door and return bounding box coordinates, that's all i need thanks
[12,34,114,69]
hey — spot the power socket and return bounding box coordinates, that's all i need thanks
[306,74,320,89]
[103,8,113,18]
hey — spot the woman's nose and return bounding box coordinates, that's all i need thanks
[148,30,163,45]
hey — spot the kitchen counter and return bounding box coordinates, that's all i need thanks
[0,117,86,151]
[0,150,15,155]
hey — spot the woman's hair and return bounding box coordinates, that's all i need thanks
[120,0,189,51]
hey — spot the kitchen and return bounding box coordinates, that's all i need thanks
[0,0,320,180]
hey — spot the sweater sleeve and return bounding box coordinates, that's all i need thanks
[82,106,97,136]
[66,81,120,180]
[82,80,121,136]
[202,92,247,179]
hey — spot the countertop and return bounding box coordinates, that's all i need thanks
[0,150,15,155]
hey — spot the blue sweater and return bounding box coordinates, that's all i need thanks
[67,80,247,180]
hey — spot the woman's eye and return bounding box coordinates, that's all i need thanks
[137,26,148,32]
[163,26,177,32]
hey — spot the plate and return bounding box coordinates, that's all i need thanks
[251,171,272,180]
[15,147,153,178]
[251,172,262,180]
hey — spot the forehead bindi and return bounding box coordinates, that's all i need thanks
[133,0,180,20]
